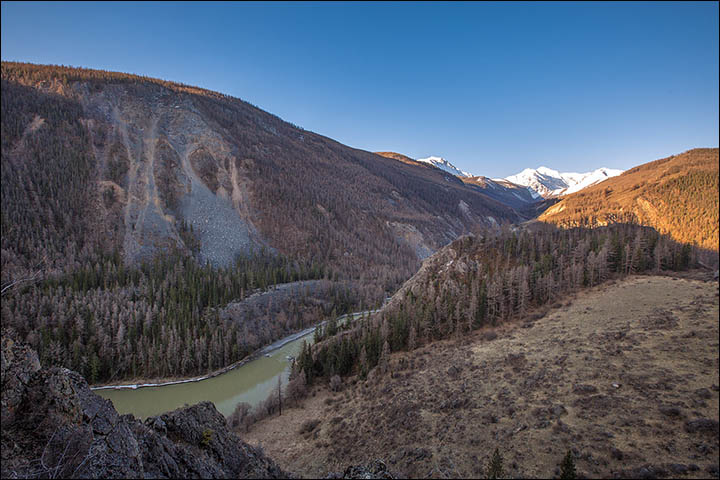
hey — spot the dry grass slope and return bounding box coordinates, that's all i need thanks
[245,273,719,479]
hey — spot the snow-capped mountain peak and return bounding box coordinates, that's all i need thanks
[416,156,473,178]
[406,153,621,199]
[505,166,623,198]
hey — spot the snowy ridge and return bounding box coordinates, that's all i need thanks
[561,168,625,195]
[505,166,623,198]
[416,156,473,178]
[411,153,622,199]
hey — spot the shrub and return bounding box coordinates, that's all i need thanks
[286,370,308,406]
[228,402,251,431]
[482,331,498,341]
[261,391,279,417]
[200,429,213,448]
[299,419,320,434]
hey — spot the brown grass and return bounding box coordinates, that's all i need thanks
[244,274,719,478]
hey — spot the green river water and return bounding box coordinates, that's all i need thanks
[96,312,371,419]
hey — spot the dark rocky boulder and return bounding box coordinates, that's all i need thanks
[685,418,720,435]
[1,336,41,427]
[0,335,288,479]
[324,459,396,479]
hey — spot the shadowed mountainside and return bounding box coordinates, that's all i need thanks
[463,176,538,210]
[375,151,540,210]
[1,62,522,294]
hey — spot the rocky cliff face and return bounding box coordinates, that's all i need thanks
[0,335,288,479]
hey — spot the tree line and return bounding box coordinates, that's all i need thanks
[1,249,364,384]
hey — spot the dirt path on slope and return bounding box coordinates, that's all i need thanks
[243,274,719,479]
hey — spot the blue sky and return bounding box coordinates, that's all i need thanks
[2,1,718,178]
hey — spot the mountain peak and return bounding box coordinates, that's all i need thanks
[416,156,473,178]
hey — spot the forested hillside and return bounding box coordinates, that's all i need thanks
[538,148,719,251]
[1,249,363,383]
[296,223,710,382]
[249,270,720,479]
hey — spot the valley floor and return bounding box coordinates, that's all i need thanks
[243,273,719,478]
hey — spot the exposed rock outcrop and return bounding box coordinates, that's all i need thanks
[0,335,288,479]
[1,336,41,428]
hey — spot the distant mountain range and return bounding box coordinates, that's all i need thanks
[376,152,536,209]
[379,153,623,203]
[462,176,539,210]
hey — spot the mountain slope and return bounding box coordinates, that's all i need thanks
[462,176,539,210]
[538,148,719,251]
[374,151,467,187]
[1,62,522,290]
[288,222,708,399]
[244,224,718,477]
[374,151,418,166]
[505,166,623,198]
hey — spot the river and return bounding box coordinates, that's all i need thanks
[95,311,374,419]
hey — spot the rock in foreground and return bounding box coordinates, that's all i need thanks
[1,335,288,479]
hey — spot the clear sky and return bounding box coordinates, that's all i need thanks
[2,1,718,178]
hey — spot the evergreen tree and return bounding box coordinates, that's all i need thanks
[378,340,390,374]
[559,450,576,479]
[407,325,417,351]
[486,447,504,479]
[358,345,368,378]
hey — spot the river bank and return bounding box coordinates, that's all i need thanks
[91,309,378,392]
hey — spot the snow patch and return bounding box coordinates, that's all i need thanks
[505,166,623,198]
